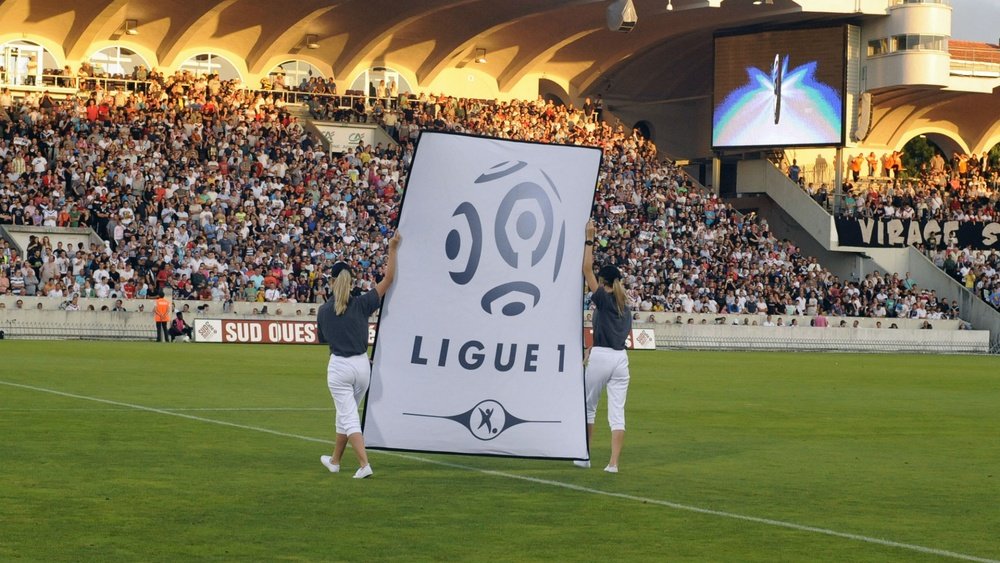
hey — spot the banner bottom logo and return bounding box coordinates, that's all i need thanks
[404,399,559,441]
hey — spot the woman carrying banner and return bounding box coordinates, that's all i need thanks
[317,232,401,479]
[577,220,632,473]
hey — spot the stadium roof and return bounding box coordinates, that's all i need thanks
[1,0,886,97]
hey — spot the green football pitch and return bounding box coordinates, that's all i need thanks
[1,341,998,562]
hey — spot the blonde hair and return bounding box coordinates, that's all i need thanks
[610,278,627,316]
[332,270,352,316]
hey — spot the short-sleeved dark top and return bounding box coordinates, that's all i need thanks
[317,289,381,357]
[591,286,632,351]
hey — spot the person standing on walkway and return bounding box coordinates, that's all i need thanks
[154,290,172,343]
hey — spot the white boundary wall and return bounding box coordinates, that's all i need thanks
[1,305,989,354]
[0,296,964,330]
[641,323,989,354]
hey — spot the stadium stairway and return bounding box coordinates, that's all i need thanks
[284,103,397,155]
[730,159,1000,348]
[283,103,331,153]
[1,225,103,262]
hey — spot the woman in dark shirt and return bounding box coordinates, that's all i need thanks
[317,233,400,479]
[577,221,631,473]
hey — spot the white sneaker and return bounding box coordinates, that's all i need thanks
[604,464,619,474]
[353,464,373,479]
[573,460,591,469]
[320,455,340,473]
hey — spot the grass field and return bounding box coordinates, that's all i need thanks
[1,341,998,562]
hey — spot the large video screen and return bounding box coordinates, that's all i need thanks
[713,27,845,149]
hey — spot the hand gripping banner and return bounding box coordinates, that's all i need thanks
[363,131,601,459]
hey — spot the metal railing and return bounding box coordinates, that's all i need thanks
[653,334,992,355]
[1,320,154,341]
[949,43,1000,78]
[0,73,146,93]
[890,0,951,6]
[3,319,994,353]
[0,73,406,111]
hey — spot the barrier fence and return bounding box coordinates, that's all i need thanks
[2,73,403,112]
[3,316,995,354]
[1,320,154,341]
[653,333,993,355]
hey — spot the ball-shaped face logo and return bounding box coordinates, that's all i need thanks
[446,161,567,316]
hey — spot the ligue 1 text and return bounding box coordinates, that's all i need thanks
[410,335,567,373]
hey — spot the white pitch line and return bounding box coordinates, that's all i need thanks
[168,407,331,411]
[0,407,332,412]
[1,379,996,563]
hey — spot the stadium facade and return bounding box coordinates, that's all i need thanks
[1,0,998,349]
[1,0,997,159]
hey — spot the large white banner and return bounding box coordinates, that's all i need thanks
[364,132,601,459]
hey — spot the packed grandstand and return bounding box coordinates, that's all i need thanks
[0,70,997,321]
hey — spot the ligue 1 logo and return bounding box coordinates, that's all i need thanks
[445,160,567,316]
[404,399,559,441]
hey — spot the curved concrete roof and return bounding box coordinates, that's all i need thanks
[0,0,880,97]
[3,0,996,156]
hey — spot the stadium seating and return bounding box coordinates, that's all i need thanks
[0,72,984,322]
[783,150,999,314]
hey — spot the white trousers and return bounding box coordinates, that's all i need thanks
[326,353,371,436]
[585,347,630,431]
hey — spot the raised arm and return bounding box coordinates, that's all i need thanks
[375,231,401,298]
[582,220,599,292]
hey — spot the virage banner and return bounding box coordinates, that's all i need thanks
[835,217,1000,250]
[363,132,601,459]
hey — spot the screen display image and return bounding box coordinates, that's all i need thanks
[713,27,845,148]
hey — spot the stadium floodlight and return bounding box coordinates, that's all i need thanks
[606,0,637,32]
[305,35,319,49]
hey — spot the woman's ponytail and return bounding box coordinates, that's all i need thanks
[332,270,352,316]
[612,278,627,316]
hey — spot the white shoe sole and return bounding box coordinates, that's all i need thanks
[573,460,591,469]
[353,465,373,479]
[604,465,619,473]
[320,455,340,473]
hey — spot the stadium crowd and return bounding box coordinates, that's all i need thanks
[788,150,999,224]
[787,149,999,314]
[841,150,1000,313]
[0,72,980,319]
[933,247,1000,310]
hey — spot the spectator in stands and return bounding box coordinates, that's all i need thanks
[850,153,864,182]
[813,311,828,327]
[0,75,989,320]
[788,159,801,183]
